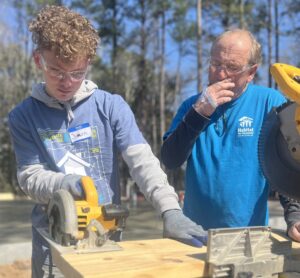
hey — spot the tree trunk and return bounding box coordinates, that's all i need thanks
[159,11,166,142]
[112,0,118,91]
[239,0,246,28]
[268,0,273,88]
[274,0,279,89]
[152,11,160,155]
[197,0,202,93]
[174,44,182,98]
[135,0,148,135]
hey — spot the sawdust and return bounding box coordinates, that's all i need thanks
[0,260,31,278]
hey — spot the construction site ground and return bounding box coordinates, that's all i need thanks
[0,194,287,278]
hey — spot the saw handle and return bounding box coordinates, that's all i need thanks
[270,63,300,135]
[102,204,129,230]
[80,176,98,207]
[270,63,300,104]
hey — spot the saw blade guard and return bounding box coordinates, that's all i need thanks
[47,176,129,248]
[47,189,78,245]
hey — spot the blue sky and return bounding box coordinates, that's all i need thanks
[1,1,16,29]
[1,1,298,103]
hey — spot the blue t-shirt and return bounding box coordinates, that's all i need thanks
[9,89,145,205]
[164,84,286,229]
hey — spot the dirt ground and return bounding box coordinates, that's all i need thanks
[0,260,31,278]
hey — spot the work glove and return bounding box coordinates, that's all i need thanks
[163,209,208,247]
[60,174,84,199]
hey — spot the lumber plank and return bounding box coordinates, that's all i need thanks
[49,232,300,278]
[51,238,207,278]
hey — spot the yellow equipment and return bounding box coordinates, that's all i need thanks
[270,63,300,134]
[47,176,129,251]
[258,63,300,201]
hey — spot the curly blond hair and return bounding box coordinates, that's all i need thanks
[29,5,100,62]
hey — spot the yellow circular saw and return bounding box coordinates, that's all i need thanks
[47,176,129,251]
[258,63,300,200]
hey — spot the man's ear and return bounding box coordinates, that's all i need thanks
[246,64,258,83]
[33,50,42,69]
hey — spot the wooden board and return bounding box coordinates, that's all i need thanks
[49,233,300,278]
[50,238,207,278]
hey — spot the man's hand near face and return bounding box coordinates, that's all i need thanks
[193,78,235,117]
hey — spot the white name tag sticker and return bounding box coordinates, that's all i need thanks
[68,123,92,143]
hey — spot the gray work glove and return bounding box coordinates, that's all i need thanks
[163,209,208,247]
[60,174,84,199]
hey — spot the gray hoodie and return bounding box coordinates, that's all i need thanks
[14,80,180,229]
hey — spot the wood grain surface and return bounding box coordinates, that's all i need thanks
[50,233,300,278]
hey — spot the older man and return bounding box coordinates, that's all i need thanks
[161,29,300,242]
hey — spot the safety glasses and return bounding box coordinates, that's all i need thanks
[40,55,89,82]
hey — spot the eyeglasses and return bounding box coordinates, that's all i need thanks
[209,59,252,76]
[40,55,88,82]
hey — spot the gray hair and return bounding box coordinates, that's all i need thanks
[212,29,262,66]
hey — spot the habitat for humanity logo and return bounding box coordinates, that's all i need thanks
[238,116,254,137]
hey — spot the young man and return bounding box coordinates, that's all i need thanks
[8,5,207,277]
[161,29,300,241]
